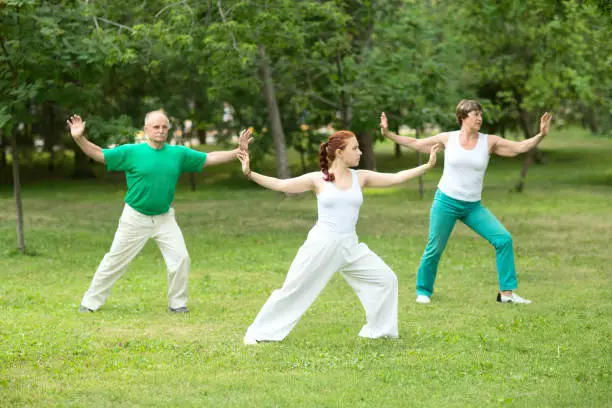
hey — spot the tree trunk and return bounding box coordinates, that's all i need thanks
[394,143,401,157]
[337,56,379,171]
[336,55,351,129]
[299,151,307,174]
[44,102,58,172]
[258,44,290,179]
[4,12,26,252]
[11,128,25,253]
[579,102,599,134]
[189,173,197,192]
[0,131,6,170]
[183,125,198,192]
[416,128,424,199]
[73,148,96,179]
[357,131,376,170]
[48,149,56,172]
[515,150,535,193]
[514,108,543,192]
[193,99,207,145]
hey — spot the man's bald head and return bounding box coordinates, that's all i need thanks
[144,110,170,127]
[143,110,170,147]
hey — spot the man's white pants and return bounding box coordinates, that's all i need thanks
[245,224,399,341]
[81,204,190,310]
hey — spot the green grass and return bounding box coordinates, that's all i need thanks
[0,128,610,407]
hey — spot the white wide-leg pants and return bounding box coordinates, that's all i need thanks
[245,224,399,341]
[81,204,190,310]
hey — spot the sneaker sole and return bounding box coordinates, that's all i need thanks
[496,293,531,304]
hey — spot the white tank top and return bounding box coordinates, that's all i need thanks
[316,169,363,233]
[438,131,490,202]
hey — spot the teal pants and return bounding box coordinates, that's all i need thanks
[416,189,518,296]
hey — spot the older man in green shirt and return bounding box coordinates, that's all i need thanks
[68,110,251,313]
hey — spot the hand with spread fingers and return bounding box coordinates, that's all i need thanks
[427,143,442,169]
[380,112,389,136]
[236,149,251,178]
[67,115,86,140]
[238,128,254,151]
[540,112,552,136]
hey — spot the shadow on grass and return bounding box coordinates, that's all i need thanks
[3,248,43,257]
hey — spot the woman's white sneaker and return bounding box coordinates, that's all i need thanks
[243,336,259,345]
[497,292,531,304]
[416,295,431,304]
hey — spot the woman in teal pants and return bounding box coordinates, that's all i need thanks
[380,100,552,304]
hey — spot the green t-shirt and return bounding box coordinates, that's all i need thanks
[103,143,207,215]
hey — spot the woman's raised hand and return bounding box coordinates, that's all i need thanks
[236,150,251,177]
[380,112,389,136]
[427,143,442,168]
[540,112,552,136]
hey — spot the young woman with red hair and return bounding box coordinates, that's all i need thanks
[237,130,440,344]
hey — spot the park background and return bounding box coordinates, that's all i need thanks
[1,1,611,406]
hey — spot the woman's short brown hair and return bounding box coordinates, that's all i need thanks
[455,100,482,125]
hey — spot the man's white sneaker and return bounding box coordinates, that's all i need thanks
[416,295,431,304]
[497,292,531,304]
[243,336,259,345]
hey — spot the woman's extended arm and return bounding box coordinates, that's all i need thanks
[380,112,447,154]
[237,151,317,194]
[491,112,552,157]
[360,143,441,188]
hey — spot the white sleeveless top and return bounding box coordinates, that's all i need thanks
[437,131,490,202]
[316,169,363,233]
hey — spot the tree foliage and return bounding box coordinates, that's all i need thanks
[0,0,609,169]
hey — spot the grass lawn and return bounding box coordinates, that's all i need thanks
[0,128,610,407]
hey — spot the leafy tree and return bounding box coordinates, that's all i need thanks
[453,0,612,191]
[352,0,459,188]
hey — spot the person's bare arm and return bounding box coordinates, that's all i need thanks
[237,150,317,194]
[380,112,447,154]
[203,128,254,168]
[204,149,239,167]
[360,144,441,188]
[67,115,105,164]
[491,112,552,157]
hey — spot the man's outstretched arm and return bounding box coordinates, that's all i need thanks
[67,115,105,164]
[203,128,253,168]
